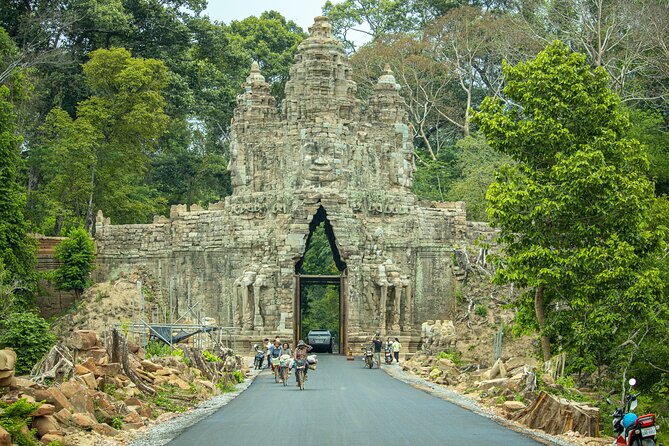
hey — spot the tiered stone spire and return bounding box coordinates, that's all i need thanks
[366,64,407,124]
[282,16,358,123]
[229,60,279,193]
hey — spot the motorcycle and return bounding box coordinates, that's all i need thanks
[253,347,265,370]
[363,347,374,369]
[384,347,393,365]
[608,378,661,446]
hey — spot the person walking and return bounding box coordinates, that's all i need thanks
[392,337,401,363]
[264,338,271,369]
[372,335,382,368]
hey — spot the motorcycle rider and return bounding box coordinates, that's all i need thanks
[294,340,313,385]
[253,343,265,370]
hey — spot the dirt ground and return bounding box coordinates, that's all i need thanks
[52,267,166,339]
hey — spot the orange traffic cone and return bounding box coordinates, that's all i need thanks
[347,347,354,361]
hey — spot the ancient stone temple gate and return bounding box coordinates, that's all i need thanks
[94,17,491,351]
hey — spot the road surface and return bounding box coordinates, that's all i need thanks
[168,355,543,445]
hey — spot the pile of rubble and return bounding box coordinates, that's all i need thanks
[405,320,602,442]
[0,330,247,445]
[0,350,15,387]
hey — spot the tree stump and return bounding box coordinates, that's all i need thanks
[515,391,600,437]
[110,328,155,395]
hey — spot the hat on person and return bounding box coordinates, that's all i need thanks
[297,340,306,346]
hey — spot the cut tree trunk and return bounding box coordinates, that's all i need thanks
[534,285,551,361]
[515,391,600,437]
[31,345,74,384]
[110,328,155,395]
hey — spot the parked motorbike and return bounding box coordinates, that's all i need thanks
[384,347,393,365]
[608,378,662,446]
[364,347,374,369]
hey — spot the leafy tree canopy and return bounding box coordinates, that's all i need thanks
[0,83,36,289]
[474,41,667,366]
[54,227,96,295]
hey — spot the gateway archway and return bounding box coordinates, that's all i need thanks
[294,207,347,354]
[94,17,488,354]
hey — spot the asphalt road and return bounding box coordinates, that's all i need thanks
[167,355,543,446]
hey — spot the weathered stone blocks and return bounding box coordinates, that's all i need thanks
[94,16,495,351]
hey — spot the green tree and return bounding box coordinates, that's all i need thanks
[474,41,665,363]
[446,134,514,221]
[30,48,169,232]
[0,311,56,374]
[299,224,339,275]
[0,82,36,291]
[53,227,96,297]
[302,285,340,342]
[323,0,460,52]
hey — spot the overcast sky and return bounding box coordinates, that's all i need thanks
[203,0,371,46]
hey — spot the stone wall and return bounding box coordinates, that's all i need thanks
[93,16,497,351]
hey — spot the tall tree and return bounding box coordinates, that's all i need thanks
[474,41,665,363]
[30,48,169,233]
[53,227,95,298]
[446,134,514,221]
[0,79,36,291]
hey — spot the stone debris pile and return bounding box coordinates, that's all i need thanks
[404,320,601,441]
[0,330,247,446]
[0,350,16,387]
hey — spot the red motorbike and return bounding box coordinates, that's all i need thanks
[608,378,662,446]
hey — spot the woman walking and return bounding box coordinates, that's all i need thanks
[392,337,401,363]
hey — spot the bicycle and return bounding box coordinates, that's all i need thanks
[295,359,306,390]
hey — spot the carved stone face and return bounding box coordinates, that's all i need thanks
[301,140,336,184]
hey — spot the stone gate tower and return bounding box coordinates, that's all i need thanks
[94,17,491,351]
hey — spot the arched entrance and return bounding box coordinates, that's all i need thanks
[294,206,347,354]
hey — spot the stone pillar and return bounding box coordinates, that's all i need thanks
[391,285,401,331]
[379,285,387,334]
[403,279,413,330]
[252,285,262,329]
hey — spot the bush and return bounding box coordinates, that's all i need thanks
[0,312,56,374]
[436,349,462,366]
[233,370,244,383]
[0,398,41,446]
[202,350,222,363]
[110,416,123,430]
[144,340,182,358]
[216,379,236,393]
[53,227,95,295]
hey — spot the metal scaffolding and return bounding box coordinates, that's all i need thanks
[103,279,241,354]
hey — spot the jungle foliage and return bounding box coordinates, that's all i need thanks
[53,227,96,296]
[0,0,668,419]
